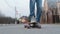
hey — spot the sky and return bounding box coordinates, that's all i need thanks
[0,0,44,18]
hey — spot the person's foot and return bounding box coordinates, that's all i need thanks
[31,16,36,23]
[28,16,35,22]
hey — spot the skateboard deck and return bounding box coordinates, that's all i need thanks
[24,22,41,29]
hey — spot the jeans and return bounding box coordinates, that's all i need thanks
[29,0,42,23]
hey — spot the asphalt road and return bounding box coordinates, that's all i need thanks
[0,24,60,34]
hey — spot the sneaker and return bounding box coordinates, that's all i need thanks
[31,16,36,23]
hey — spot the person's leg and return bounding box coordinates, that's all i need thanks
[36,0,42,23]
[29,0,35,21]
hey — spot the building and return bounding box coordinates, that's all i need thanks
[56,1,60,23]
[57,2,60,17]
[41,0,48,24]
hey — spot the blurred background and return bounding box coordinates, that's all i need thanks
[0,0,60,24]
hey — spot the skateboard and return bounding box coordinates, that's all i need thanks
[24,22,41,29]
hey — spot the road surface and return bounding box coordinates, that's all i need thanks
[0,24,60,34]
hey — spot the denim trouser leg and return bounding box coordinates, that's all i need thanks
[30,0,42,23]
[36,0,42,23]
[29,0,35,20]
